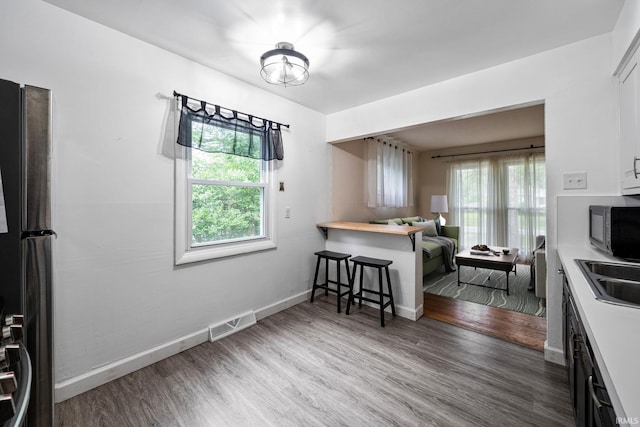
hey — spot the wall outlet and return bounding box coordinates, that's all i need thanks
[563,172,587,190]
[285,207,291,218]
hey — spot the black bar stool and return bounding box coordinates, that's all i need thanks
[346,256,396,327]
[310,250,352,313]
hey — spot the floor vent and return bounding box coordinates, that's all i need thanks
[208,311,256,342]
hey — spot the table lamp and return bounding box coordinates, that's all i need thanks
[430,195,448,226]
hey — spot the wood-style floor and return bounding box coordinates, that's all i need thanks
[423,293,547,352]
[56,298,572,426]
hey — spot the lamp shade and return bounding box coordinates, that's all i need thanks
[260,42,309,87]
[430,195,448,213]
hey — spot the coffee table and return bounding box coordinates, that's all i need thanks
[455,248,519,295]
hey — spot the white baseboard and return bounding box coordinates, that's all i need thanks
[396,303,423,321]
[346,299,422,321]
[255,289,312,320]
[544,340,566,366]
[54,328,209,403]
[273,289,422,321]
[55,289,313,403]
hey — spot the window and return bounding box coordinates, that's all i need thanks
[503,156,546,255]
[366,137,414,208]
[447,153,545,261]
[175,114,276,265]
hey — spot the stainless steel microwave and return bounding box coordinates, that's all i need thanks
[589,205,640,260]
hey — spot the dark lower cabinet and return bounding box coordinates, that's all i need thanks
[589,362,618,427]
[562,271,617,427]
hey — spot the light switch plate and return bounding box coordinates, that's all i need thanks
[563,172,587,190]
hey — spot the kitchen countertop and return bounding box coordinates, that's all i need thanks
[558,245,640,420]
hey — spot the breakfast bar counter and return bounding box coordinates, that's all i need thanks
[316,221,424,320]
[316,221,423,235]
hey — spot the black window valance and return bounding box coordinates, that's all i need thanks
[175,91,285,161]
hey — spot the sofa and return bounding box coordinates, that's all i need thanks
[369,216,459,276]
[530,235,546,298]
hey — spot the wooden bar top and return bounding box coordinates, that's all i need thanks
[316,221,422,236]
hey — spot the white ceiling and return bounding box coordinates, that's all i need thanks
[42,0,622,150]
[388,103,545,151]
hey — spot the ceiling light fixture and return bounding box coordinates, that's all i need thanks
[260,42,309,87]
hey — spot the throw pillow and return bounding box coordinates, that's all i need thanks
[412,220,437,237]
[434,218,442,235]
[388,219,400,226]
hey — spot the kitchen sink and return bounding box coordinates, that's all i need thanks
[596,279,640,304]
[582,260,640,282]
[576,260,640,308]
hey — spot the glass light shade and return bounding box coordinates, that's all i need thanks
[260,42,309,87]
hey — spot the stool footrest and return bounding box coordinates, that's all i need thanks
[314,283,351,298]
[353,294,393,309]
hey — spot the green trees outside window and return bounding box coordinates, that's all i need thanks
[189,132,266,246]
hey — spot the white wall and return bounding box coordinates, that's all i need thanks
[0,0,328,400]
[327,34,620,363]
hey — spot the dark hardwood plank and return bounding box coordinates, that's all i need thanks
[56,300,570,426]
[423,293,547,351]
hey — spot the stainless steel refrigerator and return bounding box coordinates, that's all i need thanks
[0,78,54,426]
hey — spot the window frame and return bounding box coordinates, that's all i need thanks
[174,138,277,266]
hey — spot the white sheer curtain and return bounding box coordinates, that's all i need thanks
[367,137,414,208]
[447,152,545,261]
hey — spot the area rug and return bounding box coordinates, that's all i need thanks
[423,265,546,317]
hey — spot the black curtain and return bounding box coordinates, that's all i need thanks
[176,95,284,161]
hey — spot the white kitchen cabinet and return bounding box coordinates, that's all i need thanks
[619,49,640,194]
